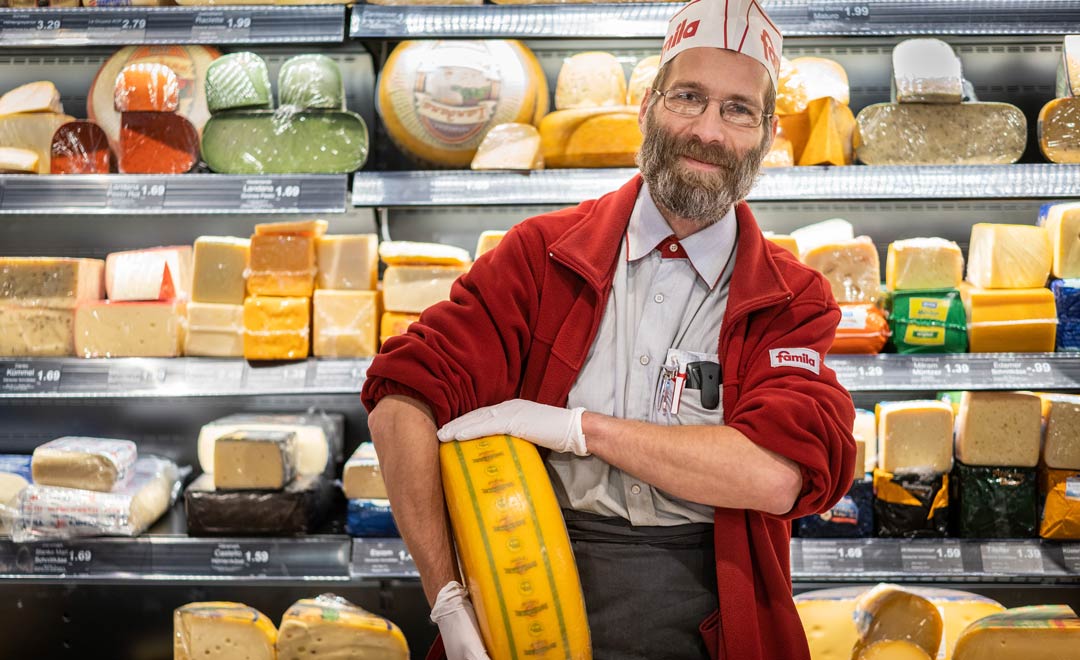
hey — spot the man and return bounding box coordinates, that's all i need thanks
[361,0,857,657]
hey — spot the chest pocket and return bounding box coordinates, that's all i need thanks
[658,349,724,426]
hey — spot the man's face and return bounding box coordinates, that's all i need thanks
[637,48,777,226]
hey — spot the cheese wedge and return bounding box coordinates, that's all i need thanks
[799,96,855,166]
[174,602,277,660]
[777,57,849,115]
[802,237,881,304]
[471,123,543,170]
[1039,202,1080,278]
[105,246,192,302]
[853,584,943,658]
[0,112,75,173]
[966,223,1051,289]
[892,39,964,104]
[886,238,964,291]
[277,594,408,660]
[0,81,63,116]
[878,401,954,473]
[0,147,39,173]
[763,132,795,168]
[539,106,642,168]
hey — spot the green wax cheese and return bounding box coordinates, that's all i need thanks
[888,288,968,354]
[206,52,273,113]
[951,461,1038,538]
[201,110,368,174]
[278,54,345,110]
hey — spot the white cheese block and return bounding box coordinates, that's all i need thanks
[383,264,468,314]
[105,246,193,302]
[183,302,243,358]
[0,147,39,173]
[343,442,387,500]
[213,430,296,491]
[471,123,543,170]
[955,391,1042,467]
[878,401,954,473]
[191,236,249,305]
[791,218,855,257]
[802,236,882,304]
[197,412,342,477]
[886,238,964,291]
[315,234,378,290]
[378,241,471,267]
[0,305,74,357]
[74,300,185,358]
[31,436,137,493]
[1039,202,1080,279]
[174,602,277,660]
[0,81,63,116]
[277,594,409,660]
[853,409,877,472]
[0,112,75,173]
[475,230,507,260]
[966,223,1052,289]
[1058,35,1080,97]
[626,55,660,106]
[555,51,627,110]
[312,289,378,358]
[892,39,963,104]
[1040,394,1080,470]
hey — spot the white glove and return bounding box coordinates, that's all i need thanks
[430,581,492,660]
[437,399,589,456]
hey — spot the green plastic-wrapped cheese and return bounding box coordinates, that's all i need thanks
[201,110,368,174]
[205,52,272,113]
[279,54,344,110]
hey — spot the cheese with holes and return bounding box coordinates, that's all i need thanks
[213,430,296,491]
[764,233,799,256]
[379,241,471,267]
[855,103,1026,165]
[962,287,1058,353]
[343,443,386,500]
[555,52,627,110]
[878,401,954,473]
[184,302,243,358]
[777,57,849,115]
[198,412,341,477]
[174,602,277,660]
[0,81,62,116]
[802,237,881,304]
[539,105,642,168]
[886,238,964,291]
[279,54,345,110]
[0,112,74,173]
[0,306,74,357]
[471,123,543,170]
[856,641,933,660]
[953,606,1080,660]
[475,231,507,259]
[966,223,1051,289]
[853,585,943,658]
[854,409,877,472]
[105,246,192,302]
[248,233,317,297]
[277,594,408,660]
[627,55,659,106]
[381,311,419,345]
[799,97,855,166]
[205,51,272,113]
[31,436,137,493]
[1038,202,1080,278]
[442,436,591,660]
[1058,35,1080,97]
[113,63,179,112]
[956,391,1042,467]
[118,111,198,174]
[50,121,111,174]
[316,234,377,290]
[192,237,249,305]
[313,289,378,358]
[0,258,104,309]
[1041,395,1080,469]
[892,39,963,104]
[0,147,38,173]
[243,296,310,360]
[75,300,185,358]
[383,265,467,314]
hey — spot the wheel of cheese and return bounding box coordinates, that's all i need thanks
[89,45,220,153]
[441,435,592,660]
[377,40,543,167]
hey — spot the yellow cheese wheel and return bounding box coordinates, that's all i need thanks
[853,584,944,658]
[540,106,641,168]
[441,436,591,660]
[377,40,543,168]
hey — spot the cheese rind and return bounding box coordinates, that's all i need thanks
[776,56,850,115]
[254,220,328,237]
[117,111,198,174]
[1038,202,1080,278]
[962,287,1058,353]
[105,246,192,302]
[555,51,627,110]
[191,236,249,304]
[277,594,409,660]
[247,233,316,297]
[201,110,368,174]
[0,258,103,309]
[31,436,137,493]
[539,105,642,168]
[212,430,296,491]
[471,123,543,170]
[74,300,185,358]
[0,147,39,173]
[0,305,74,357]
[242,296,310,360]
[1041,395,1080,469]
[952,605,1080,660]
[854,409,877,473]
[475,230,507,260]
[174,602,277,660]
[857,640,933,660]
[878,401,954,473]
[955,391,1042,467]
[853,584,943,658]
[892,39,963,104]
[343,443,387,500]
[315,234,378,290]
[0,81,63,115]
[50,121,111,174]
[183,302,243,358]
[886,238,964,291]
[802,236,881,304]
[204,51,272,113]
[380,311,420,346]
[312,289,378,358]
[383,265,467,314]
[966,223,1051,289]
[792,218,854,256]
[798,96,855,167]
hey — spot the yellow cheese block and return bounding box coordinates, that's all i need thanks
[316,234,378,290]
[853,584,943,658]
[1039,97,1080,163]
[476,230,507,259]
[0,147,39,173]
[243,295,310,360]
[248,233,317,297]
[857,640,933,660]
[472,123,543,170]
[383,265,467,314]
[1039,202,1080,278]
[886,238,964,291]
[254,219,328,237]
[0,305,74,357]
[555,51,627,111]
[779,111,811,163]
[878,401,954,473]
[74,300,185,358]
[442,436,591,660]
[962,287,1057,353]
[378,241,472,267]
[539,106,641,168]
[798,96,855,166]
[0,81,63,116]
[966,223,1051,289]
[184,302,243,358]
[777,56,850,116]
[801,237,881,304]
[0,257,104,309]
[192,236,249,305]
[953,605,1080,660]
[277,594,408,660]
[0,112,75,173]
[762,134,795,168]
[626,55,659,106]
[380,311,420,346]
[174,602,277,660]
[956,391,1042,468]
[764,233,799,256]
[313,289,378,358]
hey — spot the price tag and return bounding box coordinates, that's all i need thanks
[56,362,110,393]
[191,11,252,42]
[799,540,866,574]
[980,542,1046,575]
[208,542,276,575]
[1,13,63,43]
[107,363,166,391]
[353,7,407,36]
[245,362,310,391]
[808,2,871,22]
[0,361,62,394]
[87,15,148,41]
[181,361,245,392]
[107,182,166,211]
[1062,545,1080,574]
[826,357,886,390]
[352,539,418,578]
[312,360,366,391]
[900,541,965,574]
[239,178,302,211]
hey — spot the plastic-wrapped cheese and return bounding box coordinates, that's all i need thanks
[1057,35,1080,97]
[1039,97,1080,163]
[1052,278,1080,351]
[312,289,378,358]
[626,55,659,106]
[1040,394,1080,469]
[192,236,249,305]
[471,123,543,170]
[762,133,795,168]
[248,233,316,297]
[0,80,62,115]
[378,241,471,267]
[952,605,1080,660]
[475,230,507,259]
[243,295,310,360]
[278,54,344,110]
[886,238,964,291]
[878,401,954,473]
[383,265,468,314]
[0,257,104,309]
[184,302,243,358]
[0,455,31,536]
[343,443,387,500]
[1039,467,1080,540]
[0,147,39,173]
[174,602,276,660]
[853,584,943,659]
[956,391,1042,468]
[776,56,849,115]
[380,311,420,346]
[0,306,75,357]
[555,51,627,110]
[75,300,185,358]
[0,112,75,173]
[539,106,642,168]
[105,246,192,302]
[117,112,198,174]
[50,121,111,174]
[791,218,854,256]
[892,39,964,104]
[966,223,1051,289]
[1038,202,1080,278]
[31,436,137,493]
[277,594,408,660]
[802,237,881,304]
[113,63,179,112]
[963,287,1058,353]
[204,51,272,113]
[830,304,889,354]
[201,110,368,174]
[198,412,342,477]
[316,234,378,290]
[213,430,296,491]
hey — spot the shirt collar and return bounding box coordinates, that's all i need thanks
[626,183,738,290]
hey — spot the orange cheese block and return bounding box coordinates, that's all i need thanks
[830,304,890,354]
[763,133,794,168]
[51,121,111,174]
[247,233,316,298]
[799,96,855,166]
[779,111,811,163]
[114,63,180,113]
[117,112,198,174]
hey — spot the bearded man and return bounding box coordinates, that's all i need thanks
[361,1,857,658]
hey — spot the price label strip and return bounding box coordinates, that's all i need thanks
[191,11,252,42]
[979,541,1050,575]
[0,12,64,44]
[1062,545,1080,574]
[312,360,367,391]
[86,14,148,42]
[239,178,303,211]
[900,540,965,574]
[244,362,311,391]
[181,360,245,393]
[107,181,166,211]
[352,539,418,578]
[797,540,866,574]
[0,361,63,394]
[0,541,150,577]
[150,539,349,578]
[807,1,871,22]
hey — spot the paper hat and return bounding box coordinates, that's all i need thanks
[659,0,783,88]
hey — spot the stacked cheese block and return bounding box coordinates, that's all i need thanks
[1036,394,1080,539]
[9,436,180,542]
[855,38,1026,165]
[1040,35,1080,163]
[771,57,855,167]
[185,412,343,535]
[0,81,73,173]
[0,257,104,357]
[379,241,471,345]
[244,220,318,360]
[174,595,408,660]
[884,238,967,354]
[342,442,398,537]
[114,62,199,174]
[1039,201,1080,350]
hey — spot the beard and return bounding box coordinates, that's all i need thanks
[637,108,770,227]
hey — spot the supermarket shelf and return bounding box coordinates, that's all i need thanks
[0,174,348,215]
[0,358,369,398]
[349,0,1080,39]
[827,353,1080,392]
[353,165,1080,208]
[0,5,345,46]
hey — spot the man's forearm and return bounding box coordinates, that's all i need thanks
[368,395,459,605]
[581,413,803,515]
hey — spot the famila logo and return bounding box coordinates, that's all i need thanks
[769,348,821,375]
[662,19,701,58]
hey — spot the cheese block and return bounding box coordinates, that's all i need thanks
[118,111,198,174]
[184,473,333,536]
[74,300,185,358]
[856,641,933,660]
[0,257,104,309]
[213,430,296,491]
[776,56,849,116]
[243,295,310,360]
[379,241,471,267]
[555,51,627,110]
[1058,35,1080,97]
[278,54,345,110]
[278,595,408,660]
[346,498,398,537]
[192,236,249,305]
[88,45,219,153]
[383,265,467,314]
[0,455,32,536]
[798,95,855,167]
[204,52,272,113]
[254,219,329,237]
[313,289,378,358]
[1041,395,1080,469]
[540,106,642,168]
[762,133,795,168]
[886,238,964,291]
[874,468,950,537]
[442,436,591,660]
[878,401,954,473]
[854,409,877,472]
[953,462,1038,538]
[854,102,1026,165]
[248,233,316,297]
[377,40,543,167]
[952,606,1080,660]
[1039,467,1080,540]
[50,121,111,174]
[476,230,507,259]
[201,110,368,174]
[0,112,75,173]
[113,63,179,112]
[0,305,74,357]
[830,304,889,354]
[1038,202,1080,278]
[380,311,420,345]
[888,289,968,354]
[779,110,811,163]
[31,436,137,493]
[105,246,192,302]
[763,233,798,256]
[343,442,386,500]
[956,391,1042,467]
[966,223,1051,289]
[471,123,543,170]
[792,218,854,258]
[198,411,343,477]
[801,237,881,304]
[184,302,243,358]
[626,55,660,106]
[1053,278,1080,351]
[892,39,964,104]
[0,147,39,173]
[174,603,276,660]
[962,287,1058,353]
[853,584,943,658]
[316,234,378,290]
[0,81,62,116]
[1039,97,1080,163]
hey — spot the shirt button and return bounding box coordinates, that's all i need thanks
[639,355,650,366]
[654,293,664,304]
[669,244,679,253]
[631,484,642,495]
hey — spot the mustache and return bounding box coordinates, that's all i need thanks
[673,136,740,169]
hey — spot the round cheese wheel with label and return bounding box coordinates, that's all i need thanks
[89,45,220,153]
[377,40,543,167]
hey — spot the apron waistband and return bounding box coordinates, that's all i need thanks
[562,508,714,549]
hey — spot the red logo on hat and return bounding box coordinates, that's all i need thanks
[662,18,701,57]
[760,29,780,73]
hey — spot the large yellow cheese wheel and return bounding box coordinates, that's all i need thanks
[441,436,591,660]
[539,105,641,168]
[377,40,543,167]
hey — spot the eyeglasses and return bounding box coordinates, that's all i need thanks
[653,88,770,128]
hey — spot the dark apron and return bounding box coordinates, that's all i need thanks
[563,509,719,660]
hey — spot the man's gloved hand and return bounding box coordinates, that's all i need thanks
[436,399,589,456]
[430,581,492,660]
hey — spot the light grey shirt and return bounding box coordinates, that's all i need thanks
[546,184,738,526]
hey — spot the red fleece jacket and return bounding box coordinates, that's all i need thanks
[361,175,857,660]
